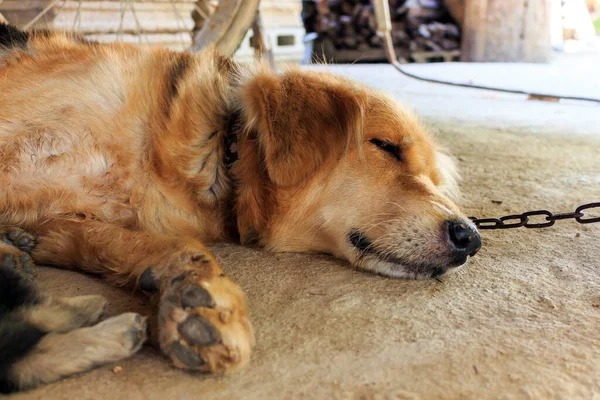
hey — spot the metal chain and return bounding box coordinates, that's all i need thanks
[470,202,600,230]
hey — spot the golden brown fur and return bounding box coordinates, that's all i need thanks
[0,23,480,390]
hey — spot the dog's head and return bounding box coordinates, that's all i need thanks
[234,68,480,279]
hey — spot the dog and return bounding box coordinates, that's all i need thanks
[0,23,481,392]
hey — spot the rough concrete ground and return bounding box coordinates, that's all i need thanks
[8,59,600,400]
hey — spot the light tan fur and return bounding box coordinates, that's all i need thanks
[22,295,108,333]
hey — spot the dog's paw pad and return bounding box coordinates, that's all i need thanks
[170,341,205,368]
[2,250,36,277]
[3,228,36,253]
[139,267,160,293]
[180,282,215,309]
[178,315,221,347]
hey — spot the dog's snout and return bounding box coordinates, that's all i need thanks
[447,221,481,265]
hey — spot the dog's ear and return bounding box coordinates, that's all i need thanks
[242,70,365,187]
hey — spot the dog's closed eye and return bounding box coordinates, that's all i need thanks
[369,139,403,162]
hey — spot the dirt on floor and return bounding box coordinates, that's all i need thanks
[8,119,600,400]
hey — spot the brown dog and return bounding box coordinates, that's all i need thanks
[0,23,481,391]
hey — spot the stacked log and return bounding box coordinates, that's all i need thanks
[309,0,461,62]
[443,0,464,27]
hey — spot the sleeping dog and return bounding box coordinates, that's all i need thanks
[0,23,480,392]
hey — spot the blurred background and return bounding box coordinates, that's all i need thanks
[1,0,598,66]
[1,4,599,399]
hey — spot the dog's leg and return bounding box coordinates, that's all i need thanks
[31,219,253,373]
[22,295,108,333]
[0,266,145,393]
[5,313,147,392]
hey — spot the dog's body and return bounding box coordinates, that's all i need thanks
[0,23,481,392]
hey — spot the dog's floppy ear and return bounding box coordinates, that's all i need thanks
[242,70,365,187]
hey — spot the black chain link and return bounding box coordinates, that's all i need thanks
[470,202,600,230]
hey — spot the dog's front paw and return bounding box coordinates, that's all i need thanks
[158,262,253,373]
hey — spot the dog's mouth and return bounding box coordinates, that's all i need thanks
[348,229,460,279]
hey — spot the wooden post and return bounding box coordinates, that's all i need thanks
[444,0,465,27]
[461,0,552,62]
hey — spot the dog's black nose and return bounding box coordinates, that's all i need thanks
[448,221,481,265]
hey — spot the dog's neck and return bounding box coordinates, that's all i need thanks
[172,60,275,245]
[218,68,268,245]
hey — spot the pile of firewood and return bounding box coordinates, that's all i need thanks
[315,0,460,54]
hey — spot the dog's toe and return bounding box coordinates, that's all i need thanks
[3,228,36,253]
[1,248,37,277]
